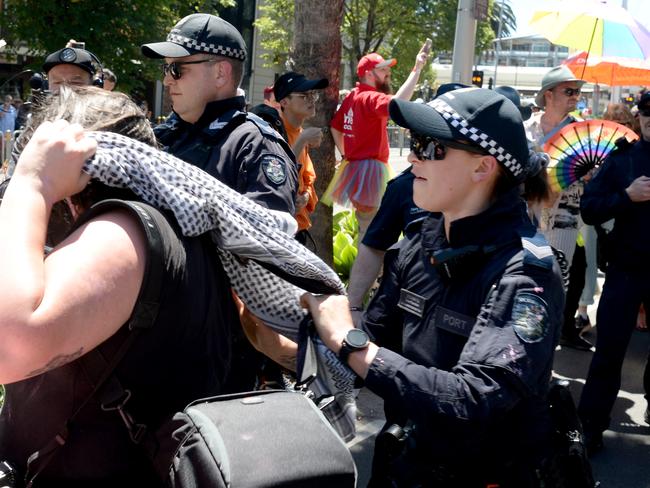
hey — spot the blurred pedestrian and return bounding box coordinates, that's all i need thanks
[325,41,430,242]
[578,92,650,454]
[273,71,328,242]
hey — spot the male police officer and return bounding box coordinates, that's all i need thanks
[578,92,650,453]
[43,47,102,94]
[141,13,298,215]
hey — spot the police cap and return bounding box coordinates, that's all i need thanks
[141,13,246,61]
[42,47,97,76]
[390,88,531,184]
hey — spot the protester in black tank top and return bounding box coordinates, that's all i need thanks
[0,87,235,486]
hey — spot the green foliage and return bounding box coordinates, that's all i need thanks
[490,0,517,39]
[254,0,294,67]
[332,210,358,284]
[0,0,234,95]
[255,0,507,90]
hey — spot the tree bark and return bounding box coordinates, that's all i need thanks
[292,0,344,267]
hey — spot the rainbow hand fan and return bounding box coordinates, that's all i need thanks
[543,120,638,192]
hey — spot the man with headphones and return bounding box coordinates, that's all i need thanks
[42,46,104,93]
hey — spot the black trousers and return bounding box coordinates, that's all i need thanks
[562,243,586,335]
[578,266,650,434]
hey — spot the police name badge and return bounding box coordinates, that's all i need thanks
[511,292,549,343]
[398,288,426,317]
[261,155,287,185]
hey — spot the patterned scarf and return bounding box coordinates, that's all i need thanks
[83,131,357,441]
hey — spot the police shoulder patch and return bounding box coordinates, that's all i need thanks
[261,155,287,185]
[510,291,549,343]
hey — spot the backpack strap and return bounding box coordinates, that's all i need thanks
[24,199,167,487]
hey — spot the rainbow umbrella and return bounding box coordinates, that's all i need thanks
[563,50,650,86]
[543,119,638,192]
[529,0,650,60]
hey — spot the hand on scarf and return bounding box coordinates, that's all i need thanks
[232,291,298,371]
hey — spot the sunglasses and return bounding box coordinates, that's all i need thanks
[162,59,216,80]
[639,108,650,117]
[558,87,581,97]
[291,92,320,103]
[409,132,488,161]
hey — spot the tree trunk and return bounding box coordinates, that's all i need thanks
[292,0,344,267]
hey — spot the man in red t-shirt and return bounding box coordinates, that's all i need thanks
[326,44,429,239]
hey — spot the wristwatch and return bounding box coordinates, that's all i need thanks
[338,328,370,365]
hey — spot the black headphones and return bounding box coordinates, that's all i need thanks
[83,49,105,88]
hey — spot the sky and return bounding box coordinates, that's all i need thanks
[509,0,649,37]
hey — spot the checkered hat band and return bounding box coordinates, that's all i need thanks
[430,99,523,178]
[167,31,246,60]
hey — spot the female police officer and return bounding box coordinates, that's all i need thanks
[303,88,565,487]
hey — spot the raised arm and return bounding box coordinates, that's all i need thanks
[0,121,146,384]
[394,41,429,101]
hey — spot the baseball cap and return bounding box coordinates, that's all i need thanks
[637,92,650,111]
[141,13,246,61]
[357,53,396,78]
[435,83,469,98]
[494,86,532,121]
[273,72,329,101]
[43,47,97,76]
[535,65,585,109]
[390,87,530,183]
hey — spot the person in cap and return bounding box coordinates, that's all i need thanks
[303,88,564,487]
[141,13,298,218]
[272,71,328,241]
[577,91,650,454]
[346,83,468,320]
[142,14,299,393]
[43,47,101,93]
[525,65,594,351]
[325,43,430,242]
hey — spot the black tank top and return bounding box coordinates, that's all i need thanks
[0,201,235,486]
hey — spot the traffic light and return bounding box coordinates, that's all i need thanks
[472,70,484,88]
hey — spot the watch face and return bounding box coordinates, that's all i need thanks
[346,328,369,348]
[60,48,77,62]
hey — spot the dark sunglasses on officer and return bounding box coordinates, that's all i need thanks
[409,132,489,161]
[161,58,217,80]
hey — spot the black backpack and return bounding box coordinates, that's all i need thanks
[24,199,356,488]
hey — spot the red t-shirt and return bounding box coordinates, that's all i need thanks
[331,83,391,163]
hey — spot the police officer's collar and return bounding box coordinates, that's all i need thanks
[176,95,246,128]
[422,189,530,252]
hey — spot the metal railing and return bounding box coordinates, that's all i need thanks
[387,126,410,154]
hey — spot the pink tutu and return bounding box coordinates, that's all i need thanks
[322,158,393,213]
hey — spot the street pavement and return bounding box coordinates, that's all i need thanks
[344,155,650,487]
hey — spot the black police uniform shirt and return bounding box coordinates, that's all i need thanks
[361,188,565,469]
[580,137,650,270]
[362,167,430,251]
[155,95,299,215]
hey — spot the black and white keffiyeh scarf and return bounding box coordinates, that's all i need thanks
[83,131,357,441]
